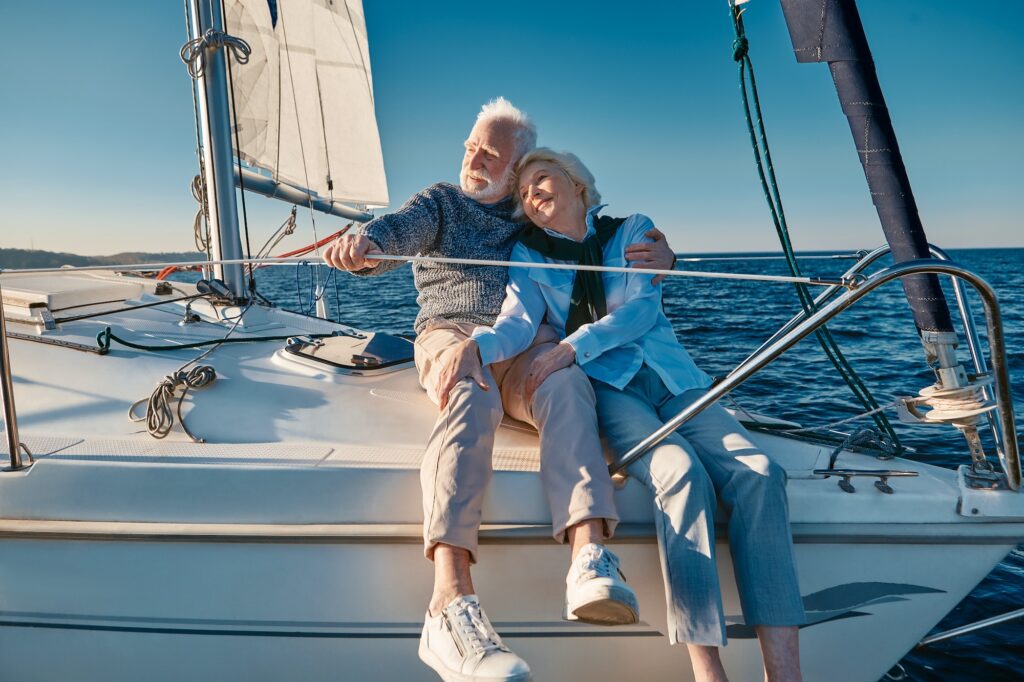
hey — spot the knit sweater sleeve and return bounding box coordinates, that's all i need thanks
[353,184,448,276]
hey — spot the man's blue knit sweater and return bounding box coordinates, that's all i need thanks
[357,183,522,333]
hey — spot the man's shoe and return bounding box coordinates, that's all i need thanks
[418,595,532,682]
[564,543,639,625]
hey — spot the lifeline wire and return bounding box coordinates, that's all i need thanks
[729,3,902,451]
[1,255,855,288]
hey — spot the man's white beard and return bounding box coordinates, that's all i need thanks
[460,165,514,203]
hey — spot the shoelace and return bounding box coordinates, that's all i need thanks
[576,545,621,581]
[451,601,503,655]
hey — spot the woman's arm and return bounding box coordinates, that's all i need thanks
[434,246,548,408]
[563,215,663,365]
[470,246,548,366]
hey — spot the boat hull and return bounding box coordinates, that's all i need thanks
[0,528,1013,681]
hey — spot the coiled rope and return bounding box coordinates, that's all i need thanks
[125,301,251,442]
[180,28,251,79]
[129,365,216,441]
[729,2,902,452]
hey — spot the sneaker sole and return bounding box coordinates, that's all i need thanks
[565,586,639,626]
[418,640,532,682]
[570,597,639,626]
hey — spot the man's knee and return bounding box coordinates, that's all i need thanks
[444,377,503,420]
[532,364,594,408]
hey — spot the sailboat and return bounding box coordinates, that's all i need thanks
[1,1,1021,680]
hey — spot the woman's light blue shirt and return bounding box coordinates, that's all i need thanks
[471,207,712,394]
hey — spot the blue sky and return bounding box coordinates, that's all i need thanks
[1,1,1021,255]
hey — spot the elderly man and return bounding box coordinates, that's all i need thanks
[324,98,676,682]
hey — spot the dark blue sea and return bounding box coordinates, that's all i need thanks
[243,247,1023,681]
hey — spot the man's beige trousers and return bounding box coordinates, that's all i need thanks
[414,321,619,561]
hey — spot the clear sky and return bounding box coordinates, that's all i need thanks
[2,1,1021,255]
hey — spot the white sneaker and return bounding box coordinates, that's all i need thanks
[564,543,639,625]
[418,595,532,682]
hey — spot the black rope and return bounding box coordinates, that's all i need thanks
[221,0,256,296]
[55,294,208,324]
[729,3,902,452]
[96,326,333,355]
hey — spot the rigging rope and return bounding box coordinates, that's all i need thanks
[220,0,256,295]
[182,1,211,281]
[728,2,902,452]
[180,28,251,80]
[191,173,211,253]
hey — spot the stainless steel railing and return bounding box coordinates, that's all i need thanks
[0,282,27,470]
[733,244,1001,450]
[609,259,1021,491]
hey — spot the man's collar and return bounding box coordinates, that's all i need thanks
[465,191,516,215]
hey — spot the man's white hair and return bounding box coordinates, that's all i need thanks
[476,97,537,161]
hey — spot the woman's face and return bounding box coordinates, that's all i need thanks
[517,160,584,233]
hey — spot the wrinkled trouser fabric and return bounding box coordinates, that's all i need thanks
[592,366,805,646]
[415,320,619,562]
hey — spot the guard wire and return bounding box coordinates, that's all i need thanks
[729,3,902,452]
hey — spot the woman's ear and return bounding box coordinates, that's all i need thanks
[574,182,584,196]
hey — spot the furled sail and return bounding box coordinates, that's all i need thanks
[224,0,388,208]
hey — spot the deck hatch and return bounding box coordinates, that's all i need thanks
[283,332,414,374]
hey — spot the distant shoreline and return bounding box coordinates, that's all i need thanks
[0,248,205,271]
[1,246,1019,272]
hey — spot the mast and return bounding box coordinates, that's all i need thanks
[186,0,247,300]
[777,0,965,388]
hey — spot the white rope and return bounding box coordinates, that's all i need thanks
[779,399,902,434]
[2,255,850,287]
[180,28,251,79]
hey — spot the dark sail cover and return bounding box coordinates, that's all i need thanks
[779,0,954,334]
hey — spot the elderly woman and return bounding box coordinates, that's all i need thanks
[438,148,805,682]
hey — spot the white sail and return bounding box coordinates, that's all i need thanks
[225,0,388,208]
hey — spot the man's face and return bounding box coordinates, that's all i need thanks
[460,119,518,203]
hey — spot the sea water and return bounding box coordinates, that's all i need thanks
[248,247,1023,681]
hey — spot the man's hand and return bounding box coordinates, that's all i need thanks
[323,234,383,271]
[524,343,577,405]
[436,339,489,410]
[625,226,676,285]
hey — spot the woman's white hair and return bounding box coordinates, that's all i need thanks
[512,147,601,221]
[476,97,537,161]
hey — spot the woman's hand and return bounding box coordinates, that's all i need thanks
[436,339,489,410]
[524,343,577,404]
[624,226,676,284]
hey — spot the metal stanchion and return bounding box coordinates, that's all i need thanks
[0,282,27,470]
